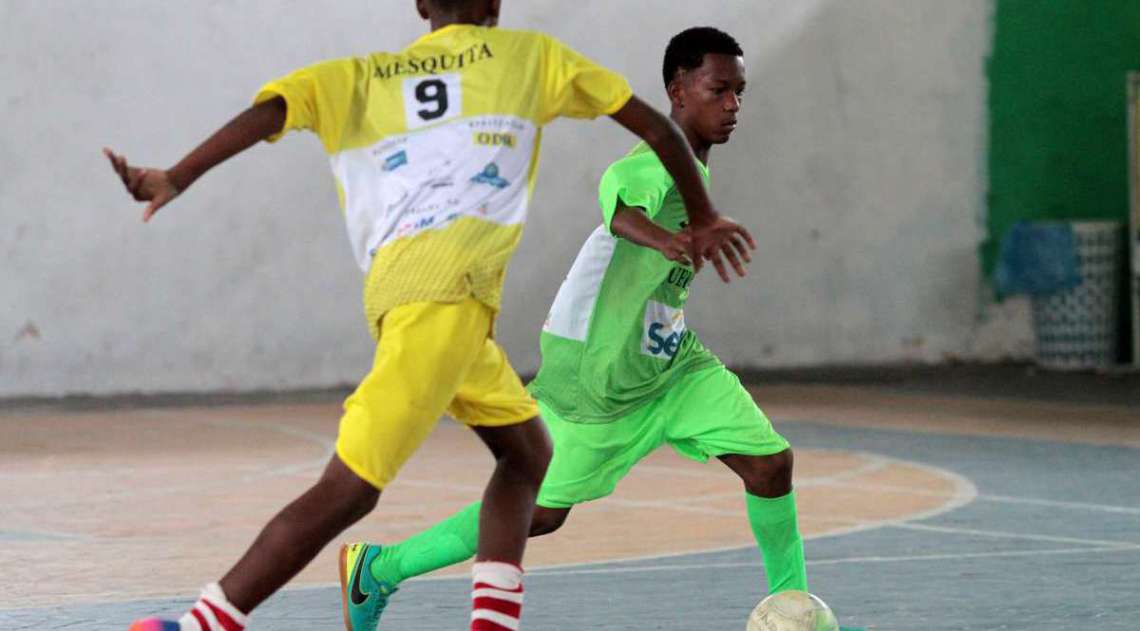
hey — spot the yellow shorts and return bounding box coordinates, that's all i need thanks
[336,298,539,490]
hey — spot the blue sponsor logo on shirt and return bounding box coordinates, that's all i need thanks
[471,162,510,189]
[382,150,408,172]
[646,322,682,358]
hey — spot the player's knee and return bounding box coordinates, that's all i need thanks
[532,432,553,478]
[322,457,382,520]
[529,506,569,537]
[348,486,381,520]
[740,448,793,498]
[325,482,379,524]
[504,426,552,488]
[516,446,551,489]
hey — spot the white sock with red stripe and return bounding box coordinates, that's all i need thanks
[470,561,524,630]
[177,583,248,631]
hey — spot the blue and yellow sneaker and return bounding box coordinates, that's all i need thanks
[339,543,398,631]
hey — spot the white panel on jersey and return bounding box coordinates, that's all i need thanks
[403,74,463,130]
[640,300,686,359]
[543,225,616,342]
[329,115,538,272]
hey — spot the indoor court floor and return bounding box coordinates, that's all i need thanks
[2,369,1138,630]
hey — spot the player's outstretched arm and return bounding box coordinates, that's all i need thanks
[610,203,694,266]
[610,96,715,227]
[104,97,287,222]
[609,96,755,282]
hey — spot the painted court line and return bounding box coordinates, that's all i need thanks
[974,492,1140,515]
[344,545,1140,587]
[824,480,1140,516]
[889,522,1140,548]
[520,545,1140,578]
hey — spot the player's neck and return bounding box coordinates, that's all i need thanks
[671,112,711,165]
[429,13,492,31]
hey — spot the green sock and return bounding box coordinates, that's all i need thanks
[370,501,481,585]
[746,490,808,593]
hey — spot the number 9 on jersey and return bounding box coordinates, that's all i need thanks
[403,74,463,130]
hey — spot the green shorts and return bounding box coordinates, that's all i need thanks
[535,365,789,509]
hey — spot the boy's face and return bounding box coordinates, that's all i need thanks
[672,53,747,145]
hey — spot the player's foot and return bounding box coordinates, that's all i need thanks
[128,620,180,631]
[339,543,399,631]
[128,583,247,631]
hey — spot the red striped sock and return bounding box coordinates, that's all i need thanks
[178,583,248,631]
[470,561,524,630]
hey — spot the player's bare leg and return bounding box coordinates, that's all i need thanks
[467,418,551,630]
[129,455,379,631]
[221,455,380,612]
[471,418,553,560]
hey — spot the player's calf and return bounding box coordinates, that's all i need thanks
[472,419,552,561]
[220,456,380,612]
[470,419,551,630]
[722,449,807,593]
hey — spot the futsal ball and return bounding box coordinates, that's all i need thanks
[746,591,839,631]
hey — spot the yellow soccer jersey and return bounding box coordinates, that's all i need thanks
[254,25,632,339]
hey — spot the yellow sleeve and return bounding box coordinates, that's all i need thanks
[537,35,633,124]
[253,57,364,153]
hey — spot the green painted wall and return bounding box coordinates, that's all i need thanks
[985,0,1140,276]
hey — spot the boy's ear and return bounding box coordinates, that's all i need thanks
[667,75,685,109]
[416,0,430,20]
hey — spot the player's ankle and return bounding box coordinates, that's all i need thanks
[470,561,524,630]
[179,583,248,631]
[370,544,404,585]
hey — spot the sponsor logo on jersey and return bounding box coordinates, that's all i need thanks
[646,322,682,358]
[393,211,462,240]
[471,162,511,189]
[468,117,528,131]
[381,150,408,172]
[667,266,694,290]
[642,301,686,359]
[473,132,517,148]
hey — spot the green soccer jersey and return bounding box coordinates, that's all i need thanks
[528,142,721,423]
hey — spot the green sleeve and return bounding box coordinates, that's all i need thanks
[597,150,672,233]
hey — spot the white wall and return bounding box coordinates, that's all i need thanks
[1,0,1011,398]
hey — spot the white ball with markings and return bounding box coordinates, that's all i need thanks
[746,591,839,631]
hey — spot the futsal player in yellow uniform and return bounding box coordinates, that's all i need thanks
[106,2,754,630]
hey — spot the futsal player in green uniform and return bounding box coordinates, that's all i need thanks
[342,26,808,627]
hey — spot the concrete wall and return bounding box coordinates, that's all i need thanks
[1,0,1004,397]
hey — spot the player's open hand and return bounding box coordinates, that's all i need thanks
[103,148,180,222]
[659,230,695,267]
[688,215,755,282]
